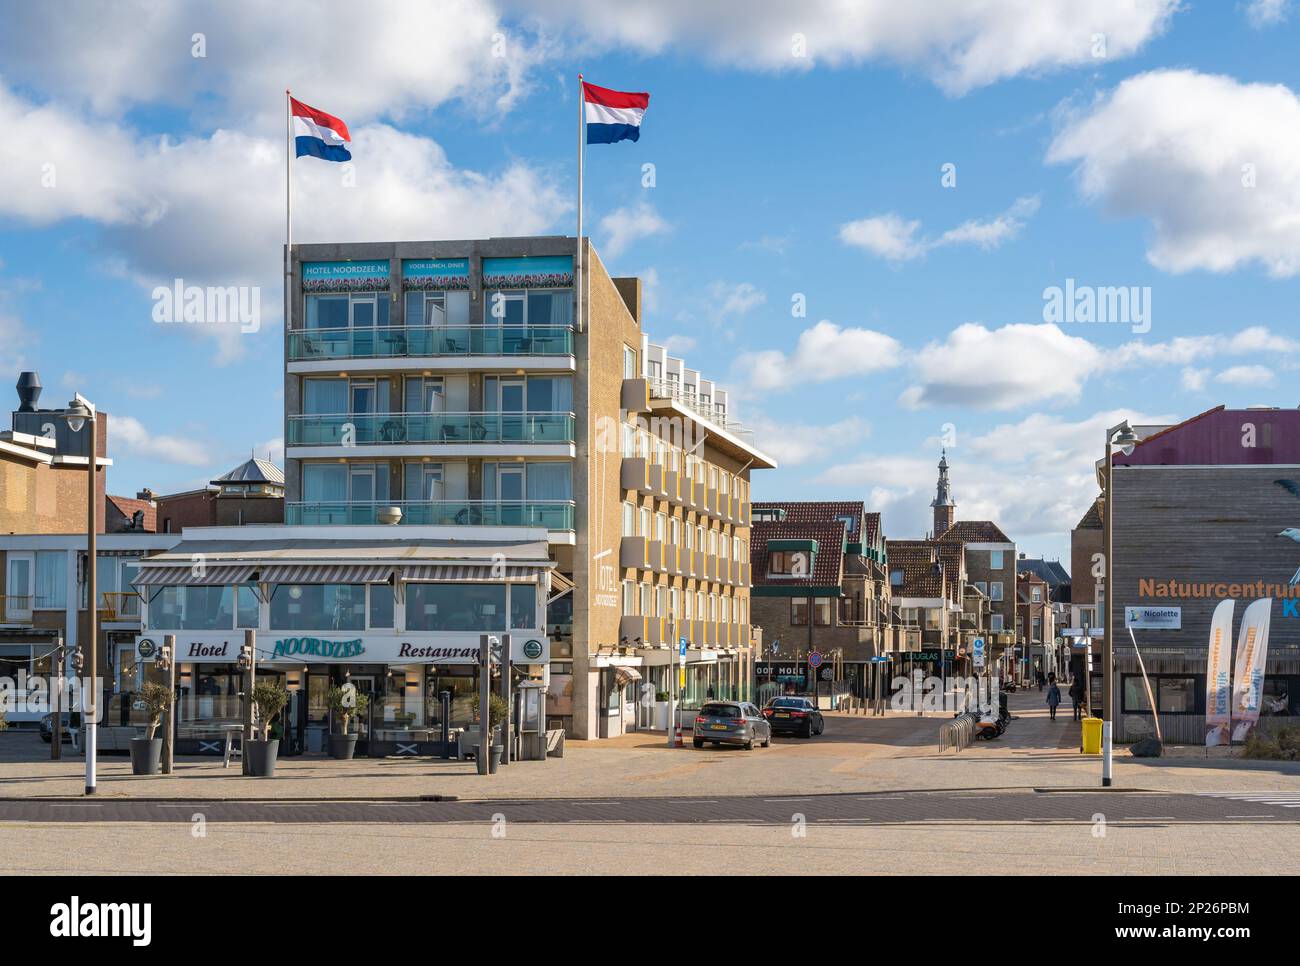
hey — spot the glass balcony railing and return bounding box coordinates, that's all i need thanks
[288,325,575,362]
[286,500,576,530]
[287,411,575,446]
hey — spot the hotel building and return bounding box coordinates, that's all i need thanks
[133,236,773,746]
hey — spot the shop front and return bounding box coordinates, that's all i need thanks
[132,526,555,757]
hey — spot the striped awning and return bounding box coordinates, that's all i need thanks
[256,564,396,585]
[614,666,643,688]
[403,564,545,583]
[132,564,255,588]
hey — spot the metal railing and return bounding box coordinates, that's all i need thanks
[99,591,141,621]
[287,411,575,446]
[288,324,575,361]
[286,499,576,530]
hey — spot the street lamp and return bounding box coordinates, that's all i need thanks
[1101,419,1139,787]
[61,394,98,795]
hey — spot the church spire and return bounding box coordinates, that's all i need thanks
[931,449,955,537]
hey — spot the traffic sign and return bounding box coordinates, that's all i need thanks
[972,637,986,669]
[678,638,688,658]
[808,651,823,669]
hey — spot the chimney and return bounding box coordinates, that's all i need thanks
[15,371,41,412]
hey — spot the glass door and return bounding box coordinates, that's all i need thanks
[497,465,525,525]
[5,556,31,621]
[498,378,525,442]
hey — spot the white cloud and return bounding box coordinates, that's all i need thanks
[840,196,1038,262]
[748,414,870,466]
[111,415,211,466]
[902,323,1103,409]
[1114,326,1300,366]
[0,81,569,362]
[1215,364,1275,386]
[1245,0,1289,28]
[659,334,697,354]
[598,201,670,259]
[737,320,904,392]
[521,0,1179,95]
[1180,367,1209,391]
[1048,69,1300,277]
[706,281,767,318]
[0,0,533,120]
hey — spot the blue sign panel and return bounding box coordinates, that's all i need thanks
[482,255,574,289]
[401,258,470,291]
[302,260,391,292]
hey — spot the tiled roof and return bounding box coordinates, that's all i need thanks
[863,512,882,547]
[1075,497,1102,531]
[751,500,866,538]
[751,520,847,587]
[886,540,950,599]
[937,520,1013,544]
[1016,557,1070,586]
[106,494,157,532]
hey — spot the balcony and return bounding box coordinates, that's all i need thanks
[99,592,141,622]
[0,595,32,624]
[287,325,575,362]
[287,411,575,447]
[286,500,576,530]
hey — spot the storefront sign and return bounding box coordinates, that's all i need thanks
[401,258,469,291]
[137,630,547,665]
[137,638,156,659]
[301,260,391,292]
[1124,606,1181,630]
[482,255,574,288]
[272,637,366,660]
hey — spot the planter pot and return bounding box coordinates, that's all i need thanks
[329,734,358,760]
[129,737,162,775]
[488,744,503,774]
[246,739,280,777]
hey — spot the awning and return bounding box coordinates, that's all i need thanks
[257,564,396,585]
[614,666,643,688]
[403,564,544,583]
[132,564,254,588]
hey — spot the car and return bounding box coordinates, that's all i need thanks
[39,711,79,744]
[762,696,825,738]
[692,701,771,750]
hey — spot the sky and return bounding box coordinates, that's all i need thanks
[3,0,1300,565]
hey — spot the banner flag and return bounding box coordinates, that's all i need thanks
[1204,599,1234,747]
[1230,598,1272,743]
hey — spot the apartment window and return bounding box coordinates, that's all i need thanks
[684,592,693,621]
[639,507,650,537]
[670,517,680,546]
[623,345,637,378]
[925,608,941,631]
[791,597,810,626]
[654,512,667,542]
[622,502,635,537]
[403,462,443,502]
[989,549,1004,570]
[35,551,66,609]
[404,289,470,327]
[835,514,856,536]
[769,551,811,577]
[656,586,667,619]
[484,288,572,325]
[990,614,1004,632]
[1032,618,1041,640]
[974,581,987,595]
[622,580,636,615]
[813,598,832,626]
[305,292,391,330]
[989,581,1004,601]
[889,569,904,587]
[1031,587,1042,602]
[641,584,652,618]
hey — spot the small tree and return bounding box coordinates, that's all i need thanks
[139,681,173,740]
[471,692,509,731]
[252,682,289,741]
[326,685,370,735]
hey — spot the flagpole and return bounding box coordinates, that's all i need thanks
[576,72,584,334]
[285,89,293,335]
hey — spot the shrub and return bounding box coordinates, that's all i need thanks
[471,692,509,730]
[326,685,370,734]
[139,682,174,740]
[252,682,290,741]
[1242,724,1300,761]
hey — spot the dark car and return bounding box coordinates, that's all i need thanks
[692,701,771,750]
[39,711,78,744]
[762,696,825,738]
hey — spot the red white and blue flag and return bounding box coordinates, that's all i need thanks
[583,82,649,145]
[291,96,351,162]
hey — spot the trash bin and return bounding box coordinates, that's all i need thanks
[1081,716,1103,754]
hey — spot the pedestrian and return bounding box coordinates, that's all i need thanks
[1046,674,1061,721]
[1036,669,1045,692]
[706,684,715,700]
[1068,676,1085,721]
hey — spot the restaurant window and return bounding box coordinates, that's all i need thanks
[369,584,395,629]
[791,597,810,626]
[813,598,832,626]
[269,584,366,631]
[236,585,259,628]
[510,585,537,629]
[405,582,507,632]
[149,585,240,631]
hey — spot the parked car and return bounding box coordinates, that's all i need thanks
[692,701,771,750]
[39,712,78,744]
[762,696,825,738]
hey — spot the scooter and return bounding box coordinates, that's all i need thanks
[974,692,1011,740]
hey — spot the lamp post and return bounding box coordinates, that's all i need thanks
[1102,419,1139,787]
[61,394,97,796]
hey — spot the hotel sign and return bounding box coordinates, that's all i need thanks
[136,631,548,665]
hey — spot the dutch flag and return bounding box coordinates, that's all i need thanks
[583,82,650,145]
[291,96,352,162]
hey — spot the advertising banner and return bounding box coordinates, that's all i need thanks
[1204,599,1234,747]
[401,258,470,291]
[301,260,391,292]
[1230,598,1273,743]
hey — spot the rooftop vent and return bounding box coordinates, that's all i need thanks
[15,371,40,412]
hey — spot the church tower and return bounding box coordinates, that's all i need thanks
[931,449,955,537]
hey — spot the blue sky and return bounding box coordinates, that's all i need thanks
[3,0,1300,562]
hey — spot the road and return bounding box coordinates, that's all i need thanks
[2,787,1298,825]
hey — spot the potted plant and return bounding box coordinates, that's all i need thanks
[326,685,369,760]
[247,681,289,777]
[653,690,671,730]
[470,692,509,772]
[130,682,172,775]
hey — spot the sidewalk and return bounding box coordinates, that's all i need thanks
[1,688,1296,801]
